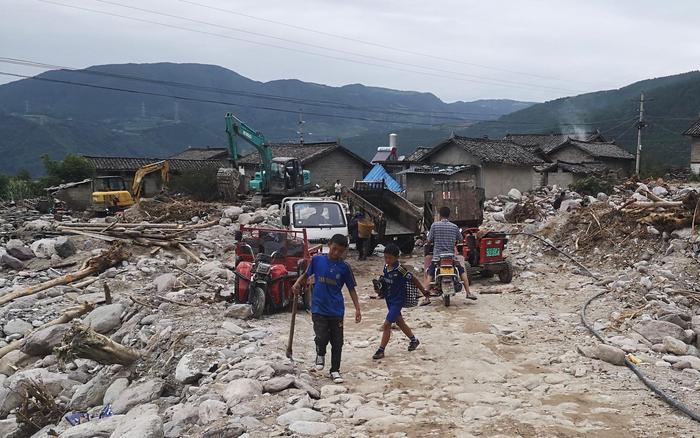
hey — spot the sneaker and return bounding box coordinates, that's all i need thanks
[372,349,385,360]
[330,371,344,384]
[315,355,325,371]
[466,291,478,300]
[408,338,420,351]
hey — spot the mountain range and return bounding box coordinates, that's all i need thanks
[0,63,532,175]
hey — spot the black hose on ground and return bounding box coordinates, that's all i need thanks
[507,231,700,423]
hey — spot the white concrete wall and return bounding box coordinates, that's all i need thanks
[482,164,535,198]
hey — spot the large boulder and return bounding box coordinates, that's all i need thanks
[153,273,178,293]
[198,399,228,424]
[222,378,262,407]
[57,415,125,438]
[3,319,33,336]
[5,239,34,261]
[54,236,77,258]
[0,254,24,270]
[112,379,165,414]
[633,320,686,344]
[69,371,113,410]
[175,348,225,384]
[111,415,164,438]
[21,323,70,356]
[277,408,325,426]
[84,304,124,334]
[288,421,336,436]
[31,238,57,259]
[103,377,129,405]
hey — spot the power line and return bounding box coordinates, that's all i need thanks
[0,70,634,128]
[0,57,515,121]
[178,0,567,83]
[36,0,583,95]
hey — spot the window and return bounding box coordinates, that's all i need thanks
[293,202,346,228]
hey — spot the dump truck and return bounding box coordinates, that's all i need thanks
[344,180,422,254]
[423,180,485,228]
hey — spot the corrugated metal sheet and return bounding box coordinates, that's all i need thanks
[363,164,402,193]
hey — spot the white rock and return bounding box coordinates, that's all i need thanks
[652,186,669,197]
[30,238,56,259]
[153,273,178,293]
[3,319,33,336]
[222,378,262,407]
[198,399,228,424]
[175,348,225,384]
[277,408,325,426]
[112,379,165,414]
[59,415,125,438]
[111,414,164,438]
[663,336,689,355]
[288,421,336,436]
[84,304,124,334]
[462,405,497,421]
[103,378,129,405]
[223,206,244,219]
[320,385,347,398]
[507,188,522,201]
[353,406,386,421]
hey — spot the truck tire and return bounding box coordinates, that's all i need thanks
[498,261,513,284]
[398,238,416,255]
[251,287,266,318]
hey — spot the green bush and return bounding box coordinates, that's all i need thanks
[0,173,8,197]
[569,175,615,196]
[42,154,95,185]
[169,168,219,201]
[4,179,36,201]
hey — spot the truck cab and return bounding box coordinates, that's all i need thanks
[281,197,349,243]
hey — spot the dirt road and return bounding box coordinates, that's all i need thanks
[274,245,699,437]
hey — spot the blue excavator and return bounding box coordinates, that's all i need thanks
[221,113,311,203]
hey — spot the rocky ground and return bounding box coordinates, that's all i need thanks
[0,180,699,437]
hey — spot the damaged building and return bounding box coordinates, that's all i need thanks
[683,117,700,175]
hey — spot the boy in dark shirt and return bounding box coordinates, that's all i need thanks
[372,244,428,360]
[292,234,361,384]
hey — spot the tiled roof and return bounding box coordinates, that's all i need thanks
[565,140,635,160]
[421,135,544,166]
[238,141,370,167]
[84,156,233,172]
[506,132,604,154]
[169,147,229,160]
[535,161,608,175]
[683,118,700,136]
[405,147,431,162]
[397,164,477,176]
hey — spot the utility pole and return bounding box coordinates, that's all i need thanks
[297,110,306,145]
[635,93,646,176]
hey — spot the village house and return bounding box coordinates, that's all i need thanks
[506,132,634,186]
[414,135,544,198]
[238,141,371,189]
[169,147,229,161]
[683,118,700,175]
[83,156,233,196]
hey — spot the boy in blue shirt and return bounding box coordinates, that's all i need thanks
[292,234,361,384]
[373,243,428,360]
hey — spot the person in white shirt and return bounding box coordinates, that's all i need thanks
[334,180,342,200]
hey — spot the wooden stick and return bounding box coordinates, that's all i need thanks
[286,286,300,359]
[171,264,219,288]
[0,302,95,360]
[625,201,683,209]
[0,244,129,306]
[177,243,202,263]
[62,222,184,229]
[73,277,98,289]
[55,323,140,366]
[692,198,700,236]
[129,294,157,309]
[103,284,112,305]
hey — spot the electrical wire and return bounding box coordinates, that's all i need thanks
[509,231,700,423]
[35,0,584,95]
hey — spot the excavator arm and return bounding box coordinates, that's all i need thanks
[225,113,272,190]
[132,160,170,200]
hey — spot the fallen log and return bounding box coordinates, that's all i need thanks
[0,302,95,360]
[0,243,129,306]
[54,322,140,366]
[178,243,202,263]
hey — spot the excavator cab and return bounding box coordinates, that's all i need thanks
[91,176,134,213]
[251,158,310,196]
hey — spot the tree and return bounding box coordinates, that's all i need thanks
[41,154,95,185]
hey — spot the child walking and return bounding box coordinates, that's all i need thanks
[293,234,362,384]
[373,244,429,360]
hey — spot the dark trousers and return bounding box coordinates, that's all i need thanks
[312,314,344,372]
[334,192,341,200]
[357,237,368,260]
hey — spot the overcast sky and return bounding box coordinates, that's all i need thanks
[2,0,699,103]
